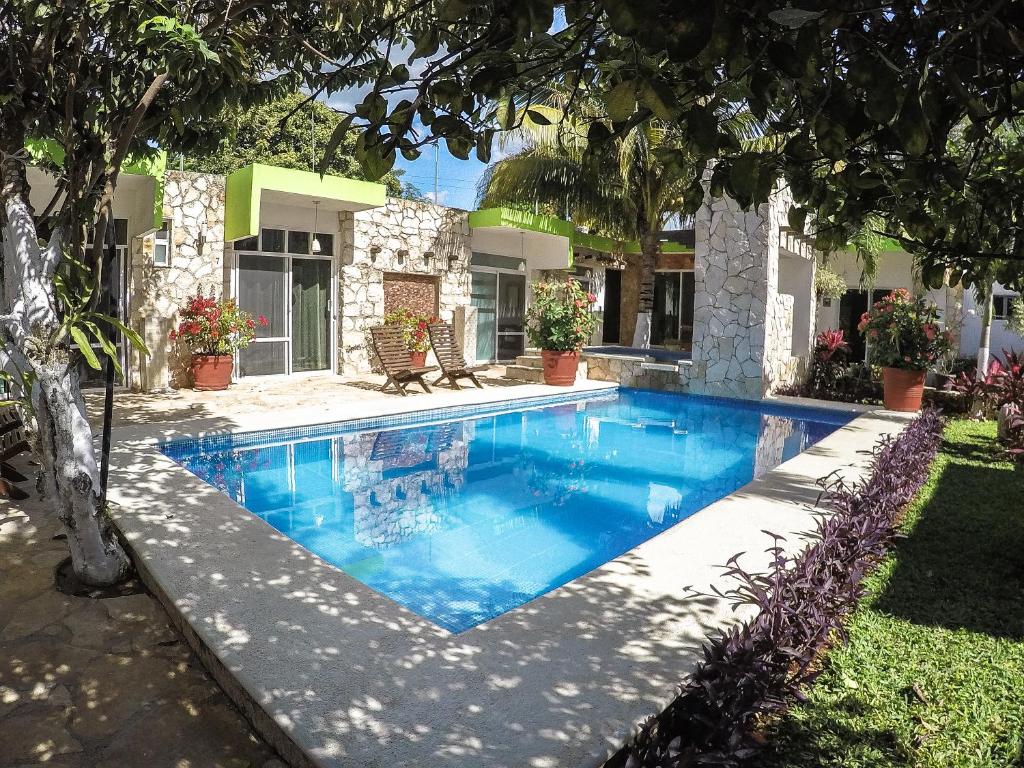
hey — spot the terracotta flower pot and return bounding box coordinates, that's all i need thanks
[882,366,926,412]
[409,350,428,368]
[541,350,580,386]
[192,354,234,391]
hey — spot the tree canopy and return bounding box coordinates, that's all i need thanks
[317,1,1024,282]
[182,92,423,199]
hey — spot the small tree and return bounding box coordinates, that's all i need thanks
[0,2,393,585]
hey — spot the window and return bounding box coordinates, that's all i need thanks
[260,228,286,253]
[153,220,171,266]
[994,295,1018,320]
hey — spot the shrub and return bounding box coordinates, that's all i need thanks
[170,291,266,355]
[383,308,440,352]
[947,348,1024,416]
[857,288,952,370]
[621,409,945,767]
[809,328,850,392]
[525,279,598,351]
[1008,297,1024,337]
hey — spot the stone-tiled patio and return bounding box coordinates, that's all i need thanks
[0,448,283,768]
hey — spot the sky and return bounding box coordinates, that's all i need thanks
[321,9,566,211]
[395,144,489,210]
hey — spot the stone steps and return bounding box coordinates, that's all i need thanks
[503,352,588,384]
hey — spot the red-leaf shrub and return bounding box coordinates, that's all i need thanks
[621,409,945,767]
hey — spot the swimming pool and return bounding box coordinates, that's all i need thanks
[162,389,852,633]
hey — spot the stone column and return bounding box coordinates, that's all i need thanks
[680,184,810,398]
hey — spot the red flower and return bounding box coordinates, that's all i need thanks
[586,292,597,303]
[257,315,269,327]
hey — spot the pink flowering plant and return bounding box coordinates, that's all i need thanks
[525,279,598,351]
[170,290,267,355]
[857,288,952,370]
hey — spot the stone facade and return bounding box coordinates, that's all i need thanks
[129,171,226,390]
[679,185,816,399]
[340,198,471,375]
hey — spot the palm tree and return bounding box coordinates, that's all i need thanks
[479,90,769,346]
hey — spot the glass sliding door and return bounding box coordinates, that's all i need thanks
[471,271,497,362]
[238,254,289,376]
[496,273,526,360]
[651,271,695,348]
[472,270,527,362]
[651,272,681,346]
[291,259,331,372]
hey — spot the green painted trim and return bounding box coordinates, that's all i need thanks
[844,237,905,253]
[224,163,386,241]
[571,230,693,255]
[468,207,576,238]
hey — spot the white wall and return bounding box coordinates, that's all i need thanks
[812,250,1024,360]
[960,283,1024,357]
[815,250,947,333]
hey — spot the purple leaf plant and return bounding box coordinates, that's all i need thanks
[621,408,945,768]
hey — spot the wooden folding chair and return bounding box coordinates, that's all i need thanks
[426,322,487,390]
[369,325,438,396]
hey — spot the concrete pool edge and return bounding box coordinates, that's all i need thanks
[106,390,916,768]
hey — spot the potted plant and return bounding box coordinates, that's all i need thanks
[857,288,953,411]
[383,309,440,367]
[170,291,267,391]
[525,279,598,386]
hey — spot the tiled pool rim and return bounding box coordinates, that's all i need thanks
[159,386,860,456]
[106,388,910,768]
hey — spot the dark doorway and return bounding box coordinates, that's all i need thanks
[838,288,894,362]
[603,269,622,343]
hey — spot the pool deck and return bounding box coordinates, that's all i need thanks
[105,377,913,768]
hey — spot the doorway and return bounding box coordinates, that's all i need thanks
[651,271,695,348]
[471,270,526,362]
[603,269,622,343]
[235,228,335,377]
[838,288,893,362]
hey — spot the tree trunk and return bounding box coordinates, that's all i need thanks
[631,230,660,348]
[1,155,130,586]
[977,281,994,375]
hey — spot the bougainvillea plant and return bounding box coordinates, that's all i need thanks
[170,291,267,356]
[857,288,953,370]
[525,279,598,352]
[383,308,441,352]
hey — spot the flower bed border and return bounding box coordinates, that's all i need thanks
[618,408,945,767]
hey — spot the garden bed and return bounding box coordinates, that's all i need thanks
[761,419,1024,767]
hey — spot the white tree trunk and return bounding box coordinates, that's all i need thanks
[1,156,130,586]
[632,232,659,348]
[977,282,994,375]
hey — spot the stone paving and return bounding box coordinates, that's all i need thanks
[0,450,285,768]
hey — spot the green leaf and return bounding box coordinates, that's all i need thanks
[525,108,552,126]
[70,327,101,370]
[602,81,636,123]
[321,115,355,173]
[894,84,929,156]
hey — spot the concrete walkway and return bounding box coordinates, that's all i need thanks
[0,368,586,767]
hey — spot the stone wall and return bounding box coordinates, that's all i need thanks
[340,198,471,374]
[129,171,226,390]
[679,184,816,399]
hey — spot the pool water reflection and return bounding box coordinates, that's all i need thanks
[164,390,851,632]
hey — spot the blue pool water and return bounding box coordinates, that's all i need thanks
[162,389,852,632]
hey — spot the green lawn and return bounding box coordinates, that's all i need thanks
[761,420,1024,768]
